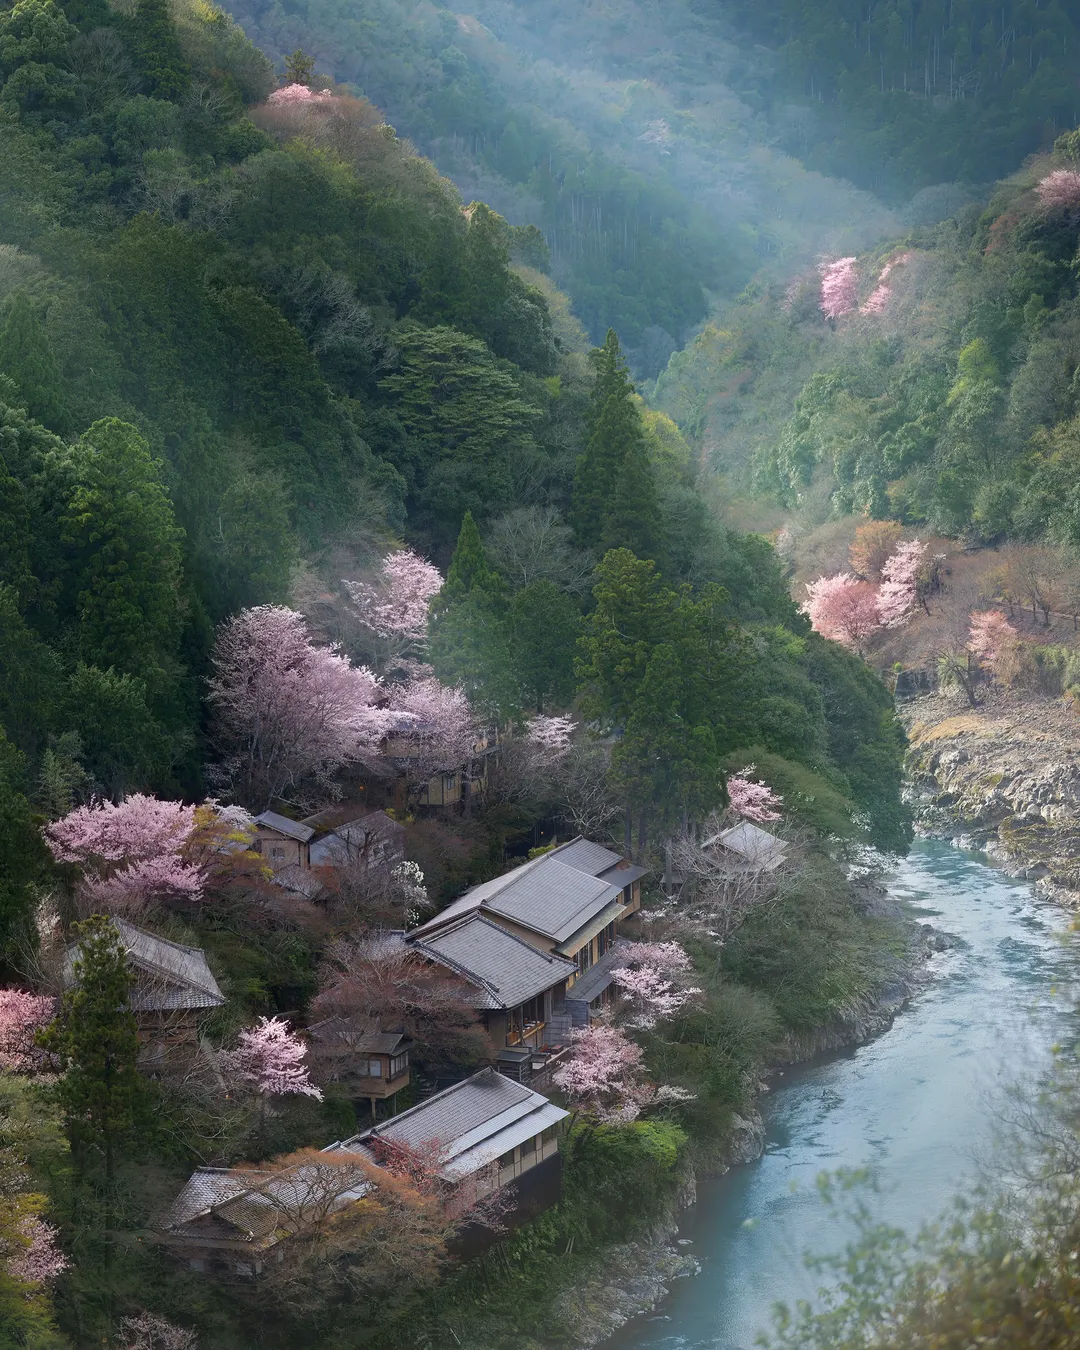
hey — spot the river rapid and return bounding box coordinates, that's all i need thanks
[606,838,1080,1350]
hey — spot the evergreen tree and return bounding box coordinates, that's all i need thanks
[128,0,190,100]
[509,579,578,712]
[572,330,652,554]
[284,48,315,84]
[0,293,68,433]
[0,453,34,607]
[56,418,185,692]
[439,510,501,607]
[600,437,663,565]
[0,729,50,970]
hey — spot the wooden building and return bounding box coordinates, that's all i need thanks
[63,919,225,1068]
[409,837,646,993]
[156,1069,567,1276]
[704,820,788,873]
[306,1020,412,1119]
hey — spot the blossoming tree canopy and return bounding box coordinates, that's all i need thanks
[1037,169,1080,209]
[208,605,401,807]
[877,538,928,627]
[0,990,55,1072]
[726,769,783,822]
[385,675,477,779]
[267,83,334,105]
[45,795,197,865]
[6,1213,68,1285]
[612,941,701,1029]
[803,573,882,649]
[552,1023,651,1123]
[219,1015,323,1100]
[346,550,443,645]
[818,256,858,319]
[525,713,576,755]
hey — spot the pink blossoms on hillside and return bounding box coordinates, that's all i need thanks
[345,549,443,672]
[819,257,858,320]
[803,574,883,650]
[552,1024,651,1123]
[1037,170,1080,210]
[613,942,700,1030]
[726,768,782,822]
[267,83,333,105]
[385,676,477,785]
[877,538,928,628]
[968,609,1019,683]
[208,605,400,809]
[525,714,576,755]
[7,1215,68,1285]
[219,1016,323,1100]
[0,990,55,1072]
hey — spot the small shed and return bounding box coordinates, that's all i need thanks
[252,812,315,871]
[306,1019,412,1118]
[705,821,788,872]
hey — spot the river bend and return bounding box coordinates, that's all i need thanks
[607,839,1080,1350]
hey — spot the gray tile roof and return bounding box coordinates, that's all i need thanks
[309,812,405,868]
[551,838,624,876]
[254,811,315,843]
[564,939,629,1005]
[339,1068,567,1179]
[162,1167,272,1231]
[410,915,576,1010]
[64,919,225,1012]
[409,837,645,946]
[597,861,648,889]
[307,1018,410,1057]
[710,821,788,870]
[485,858,624,943]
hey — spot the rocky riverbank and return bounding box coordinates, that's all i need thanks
[903,691,1080,905]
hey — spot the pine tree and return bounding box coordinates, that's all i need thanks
[284,48,315,85]
[509,579,579,712]
[0,730,50,967]
[439,510,501,607]
[0,293,68,433]
[600,437,663,564]
[571,330,653,554]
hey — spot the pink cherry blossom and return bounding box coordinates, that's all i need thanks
[45,795,197,866]
[552,1024,651,1123]
[208,606,399,808]
[7,1215,68,1284]
[968,609,1019,682]
[267,83,334,105]
[219,1016,323,1100]
[525,714,575,754]
[612,941,700,1029]
[861,282,891,314]
[385,676,477,784]
[876,538,928,628]
[120,1312,198,1350]
[803,573,883,650]
[0,990,55,1072]
[726,769,783,822]
[81,855,206,916]
[819,257,858,320]
[1037,170,1080,209]
[345,550,443,673]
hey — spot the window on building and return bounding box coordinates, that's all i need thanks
[541,1125,559,1147]
[519,1133,536,1158]
[498,1148,516,1171]
[390,1053,408,1078]
[271,846,285,860]
[367,1058,384,1078]
[576,942,594,974]
[518,994,543,1025]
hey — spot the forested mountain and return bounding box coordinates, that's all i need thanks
[659,136,1080,551]
[223,0,898,374]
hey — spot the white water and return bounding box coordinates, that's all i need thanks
[606,839,1080,1350]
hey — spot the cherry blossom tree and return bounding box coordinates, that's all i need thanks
[267,83,333,105]
[119,1313,198,1350]
[860,252,912,315]
[612,942,701,1029]
[1037,170,1080,210]
[6,1213,68,1285]
[552,1024,652,1122]
[968,609,1021,684]
[384,676,477,796]
[877,538,929,628]
[525,714,575,756]
[0,990,55,1072]
[726,769,783,822]
[819,257,858,320]
[344,549,443,674]
[219,1016,323,1101]
[803,574,883,651]
[45,795,197,866]
[208,606,400,809]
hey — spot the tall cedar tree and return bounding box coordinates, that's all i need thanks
[509,579,579,712]
[572,330,659,558]
[438,510,501,606]
[0,729,50,969]
[128,0,191,100]
[40,917,142,1163]
[0,294,67,433]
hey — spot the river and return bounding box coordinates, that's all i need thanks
[606,838,1080,1350]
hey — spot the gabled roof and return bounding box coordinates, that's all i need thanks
[307,1018,411,1058]
[253,811,315,843]
[309,811,405,868]
[64,919,225,1012]
[337,1067,567,1181]
[410,914,577,1010]
[409,837,638,946]
[708,821,788,870]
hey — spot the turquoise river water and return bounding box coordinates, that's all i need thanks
[605,838,1080,1350]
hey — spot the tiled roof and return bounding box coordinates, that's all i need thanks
[307,1018,410,1057]
[340,1068,567,1180]
[309,812,405,868]
[484,858,624,943]
[710,821,787,869]
[161,1167,271,1231]
[410,915,576,1009]
[409,837,646,945]
[254,811,315,843]
[64,919,225,1012]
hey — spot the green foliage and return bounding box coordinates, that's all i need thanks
[0,728,50,969]
[0,291,67,432]
[40,916,144,1164]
